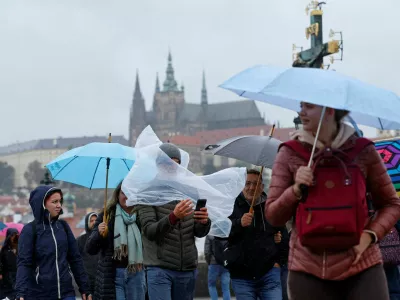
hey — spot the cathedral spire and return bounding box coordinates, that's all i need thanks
[201,70,208,105]
[155,72,160,93]
[134,69,142,98]
[163,50,178,92]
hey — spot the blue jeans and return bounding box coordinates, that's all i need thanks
[281,266,288,300]
[208,264,231,300]
[146,266,196,300]
[115,268,146,300]
[231,267,282,300]
[385,265,400,300]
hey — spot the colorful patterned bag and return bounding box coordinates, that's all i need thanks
[379,227,400,265]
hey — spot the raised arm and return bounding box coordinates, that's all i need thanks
[86,213,107,255]
[138,205,176,242]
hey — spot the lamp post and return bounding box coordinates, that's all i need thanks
[293,116,302,130]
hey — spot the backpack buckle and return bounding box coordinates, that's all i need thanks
[344,177,352,185]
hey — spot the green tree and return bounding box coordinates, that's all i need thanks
[0,161,15,193]
[24,160,46,188]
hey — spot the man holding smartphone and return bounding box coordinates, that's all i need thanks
[137,142,211,300]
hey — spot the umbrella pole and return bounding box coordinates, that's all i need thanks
[102,133,112,237]
[249,166,264,213]
[308,107,327,167]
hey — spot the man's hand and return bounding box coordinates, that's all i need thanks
[82,294,93,300]
[194,207,209,224]
[273,263,280,268]
[241,213,254,227]
[173,199,194,219]
[274,231,282,244]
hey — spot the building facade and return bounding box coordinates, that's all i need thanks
[129,52,266,146]
[0,136,128,188]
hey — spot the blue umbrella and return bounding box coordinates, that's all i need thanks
[0,221,6,231]
[46,136,135,235]
[46,141,136,189]
[220,65,400,130]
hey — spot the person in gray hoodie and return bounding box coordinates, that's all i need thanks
[76,212,99,296]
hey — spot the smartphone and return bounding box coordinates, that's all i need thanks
[195,199,207,211]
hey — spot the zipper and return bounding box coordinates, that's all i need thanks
[68,267,73,278]
[322,251,327,279]
[49,217,61,299]
[306,206,352,225]
[35,267,40,284]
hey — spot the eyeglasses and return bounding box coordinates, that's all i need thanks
[245,181,262,188]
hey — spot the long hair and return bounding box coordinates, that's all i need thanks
[105,181,123,221]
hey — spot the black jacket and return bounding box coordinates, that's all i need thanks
[76,212,99,295]
[86,212,116,300]
[227,192,289,279]
[0,228,18,298]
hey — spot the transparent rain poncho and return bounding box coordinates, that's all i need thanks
[122,126,246,237]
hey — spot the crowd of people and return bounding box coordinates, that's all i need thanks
[0,103,399,300]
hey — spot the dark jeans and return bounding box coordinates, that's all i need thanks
[115,268,146,300]
[384,265,400,300]
[231,267,282,300]
[208,264,231,300]
[288,264,389,300]
[146,267,196,300]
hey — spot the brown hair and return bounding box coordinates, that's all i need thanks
[105,181,122,221]
[247,168,263,181]
[334,109,349,124]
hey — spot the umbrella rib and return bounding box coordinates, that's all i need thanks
[378,118,384,130]
[52,155,79,179]
[122,159,131,171]
[89,157,103,190]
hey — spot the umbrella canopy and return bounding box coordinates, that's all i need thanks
[220,65,400,130]
[0,221,6,231]
[0,222,23,237]
[46,142,136,189]
[204,135,281,168]
[375,138,400,196]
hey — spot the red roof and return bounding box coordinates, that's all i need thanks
[162,125,295,147]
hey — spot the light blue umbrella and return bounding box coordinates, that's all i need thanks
[220,65,400,130]
[46,142,136,189]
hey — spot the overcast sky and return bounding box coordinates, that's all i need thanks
[1,0,399,146]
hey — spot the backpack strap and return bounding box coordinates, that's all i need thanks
[280,140,310,162]
[345,137,373,161]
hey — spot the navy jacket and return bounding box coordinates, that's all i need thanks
[15,186,90,300]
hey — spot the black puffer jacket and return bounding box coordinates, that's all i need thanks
[138,201,211,271]
[76,212,99,295]
[0,228,18,298]
[227,192,289,280]
[86,212,116,300]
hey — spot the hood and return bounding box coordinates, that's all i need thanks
[29,185,63,222]
[84,212,98,232]
[3,228,19,250]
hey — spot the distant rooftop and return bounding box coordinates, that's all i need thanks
[0,135,129,156]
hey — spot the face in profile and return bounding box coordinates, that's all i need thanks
[298,102,326,132]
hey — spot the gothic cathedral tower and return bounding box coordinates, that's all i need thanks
[129,71,146,146]
[152,51,185,136]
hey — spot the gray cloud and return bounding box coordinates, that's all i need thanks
[1,0,399,146]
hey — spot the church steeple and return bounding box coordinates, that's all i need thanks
[201,70,208,105]
[155,72,160,93]
[163,51,179,92]
[129,70,146,146]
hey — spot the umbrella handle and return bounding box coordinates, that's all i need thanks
[102,134,112,238]
[249,166,264,213]
[299,107,327,202]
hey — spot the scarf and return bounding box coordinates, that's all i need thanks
[289,122,355,149]
[114,204,143,272]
